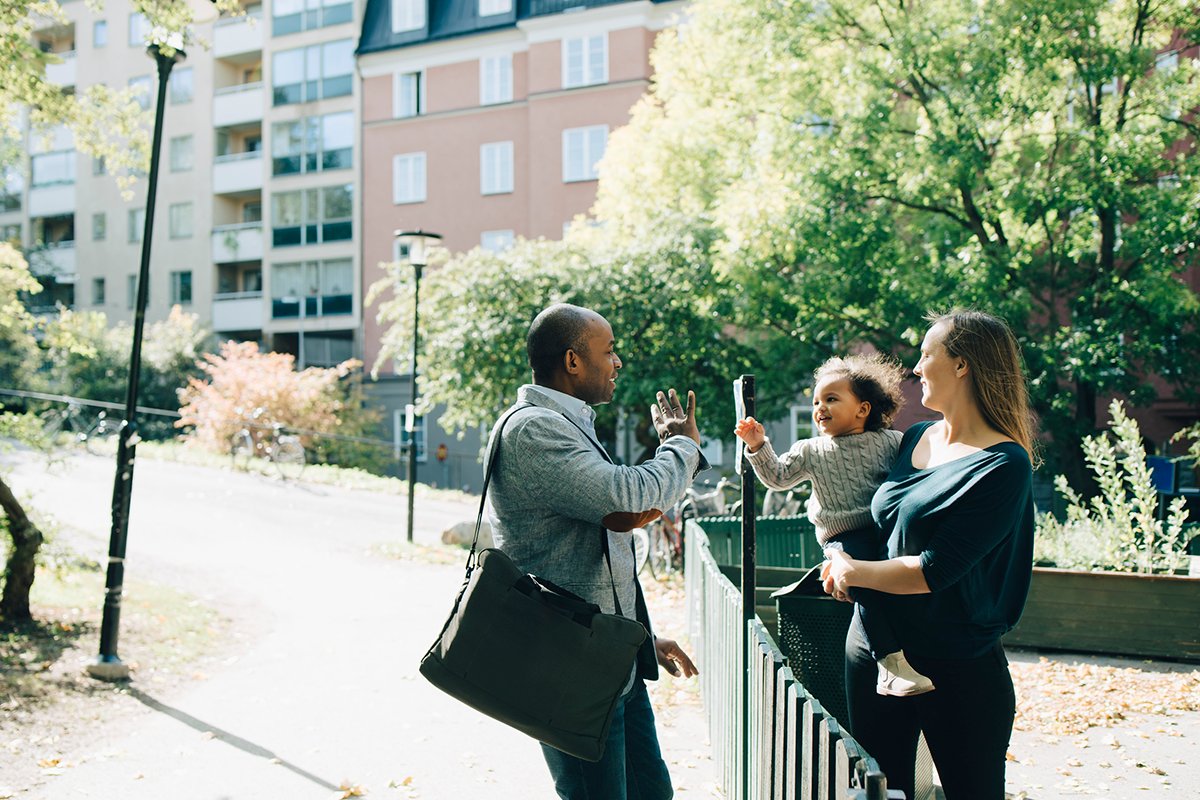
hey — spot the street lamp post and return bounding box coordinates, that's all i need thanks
[87,0,219,682]
[393,230,441,543]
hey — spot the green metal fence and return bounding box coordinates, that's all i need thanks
[685,521,894,800]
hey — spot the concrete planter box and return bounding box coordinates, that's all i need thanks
[1004,567,1200,662]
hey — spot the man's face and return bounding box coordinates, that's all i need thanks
[572,316,622,405]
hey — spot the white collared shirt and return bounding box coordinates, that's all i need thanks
[530,385,596,431]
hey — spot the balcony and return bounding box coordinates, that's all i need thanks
[212,222,263,263]
[213,152,264,195]
[27,243,76,277]
[28,184,75,217]
[213,83,264,127]
[44,51,76,87]
[212,291,263,332]
[214,12,263,59]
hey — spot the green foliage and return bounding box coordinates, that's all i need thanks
[37,305,209,436]
[0,244,40,392]
[1035,400,1190,573]
[369,228,763,459]
[596,0,1200,482]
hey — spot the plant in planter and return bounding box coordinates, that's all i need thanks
[1034,399,1190,574]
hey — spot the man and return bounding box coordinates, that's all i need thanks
[486,303,703,800]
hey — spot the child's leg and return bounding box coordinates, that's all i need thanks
[825,529,898,659]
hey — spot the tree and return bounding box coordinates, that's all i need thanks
[369,229,763,463]
[177,341,387,471]
[0,242,40,392]
[595,0,1200,485]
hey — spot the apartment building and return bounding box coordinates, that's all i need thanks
[5,0,366,370]
[355,0,688,373]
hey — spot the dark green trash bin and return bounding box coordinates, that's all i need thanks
[775,592,854,725]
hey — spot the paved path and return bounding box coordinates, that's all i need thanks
[2,449,720,799]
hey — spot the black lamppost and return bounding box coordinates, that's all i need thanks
[392,230,441,543]
[87,1,219,681]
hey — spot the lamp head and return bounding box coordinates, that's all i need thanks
[393,229,442,268]
[183,0,220,24]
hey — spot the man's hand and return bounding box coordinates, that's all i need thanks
[650,388,700,445]
[655,637,699,678]
[734,417,766,453]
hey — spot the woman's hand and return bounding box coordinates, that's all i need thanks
[734,417,766,453]
[655,637,699,678]
[821,550,856,602]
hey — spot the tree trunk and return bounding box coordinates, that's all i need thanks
[0,474,43,622]
[1058,380,1101,500]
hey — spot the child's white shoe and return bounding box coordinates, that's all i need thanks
[876,651,935,697]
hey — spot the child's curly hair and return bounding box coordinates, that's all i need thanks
[813,354,906,431]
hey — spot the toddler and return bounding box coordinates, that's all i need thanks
[734,354,933,697]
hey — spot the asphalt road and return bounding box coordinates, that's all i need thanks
[1,449,718,799]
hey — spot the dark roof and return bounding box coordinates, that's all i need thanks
[357,0,662,56]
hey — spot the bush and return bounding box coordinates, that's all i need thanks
[1034,400,1190,573]
[176,341,388,473]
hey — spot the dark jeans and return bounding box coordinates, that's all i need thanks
[843,618,1015,800]
[824,527,900,660]
[541,679,673,800]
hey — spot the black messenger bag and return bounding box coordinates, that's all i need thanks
[418,405,648,762]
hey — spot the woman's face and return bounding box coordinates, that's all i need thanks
[913,323,965,411]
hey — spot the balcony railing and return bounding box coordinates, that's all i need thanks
[213,151,264,194]
[212,222,263,263]
[214,11,263,59]
[213,82,264,127]
[45,51,77,87]
[212,291,264,332]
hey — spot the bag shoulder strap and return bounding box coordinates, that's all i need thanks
[472,399,624,615]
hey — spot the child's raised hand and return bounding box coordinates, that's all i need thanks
[734,417,766,453]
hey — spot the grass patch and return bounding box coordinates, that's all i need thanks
[371,540,470,566]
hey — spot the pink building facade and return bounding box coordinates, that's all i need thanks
[356,0,687,374]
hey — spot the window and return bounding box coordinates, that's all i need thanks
[170,68,194,104]
[273,0,353,36]
[170,271,192,304]
[93,155,106,175]
[94,20,107,47]
[271,259,352,317]
[128,13,149,47]
[480,141,513,195]
[396,71,421,118]
[243,201,263,223]
[31,151,76,186]
[169,135,194,171]
[479,0,511,14]
[481,230,513,252]
[271,111,352,175]
[129,75,153,110]
[127,274,141,309]
[32,215,74,246]
[1,224,21,246]
[391,0,424,32]
[399,411,427,461]
[563,34,606,89]
[480,55,512,105]
[92,212,106,240]
[1,169,21,211]
[272,185,353,246]
[169,202,193,239]
[392,152,426,204]
[129,208,145,243]
[92,277,105,306]
[562,125,607,182]
[272,39,354,105]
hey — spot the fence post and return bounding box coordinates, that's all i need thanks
[738,374,756,800]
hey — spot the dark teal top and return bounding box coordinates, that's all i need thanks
[870,421,1035,659]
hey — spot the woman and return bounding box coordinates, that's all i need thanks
[822,310,1037,800]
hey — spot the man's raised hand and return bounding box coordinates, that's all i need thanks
[650,388,700,444]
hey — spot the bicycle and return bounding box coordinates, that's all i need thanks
[41,403,121,455]
[230,408,307,480]
[763,487,803,517]
[80,411,121,456]
[40,402,87,441]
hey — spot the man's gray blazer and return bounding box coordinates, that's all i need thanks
[485,385,704,638]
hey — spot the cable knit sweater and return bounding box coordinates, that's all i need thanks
[745,429,904,544]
